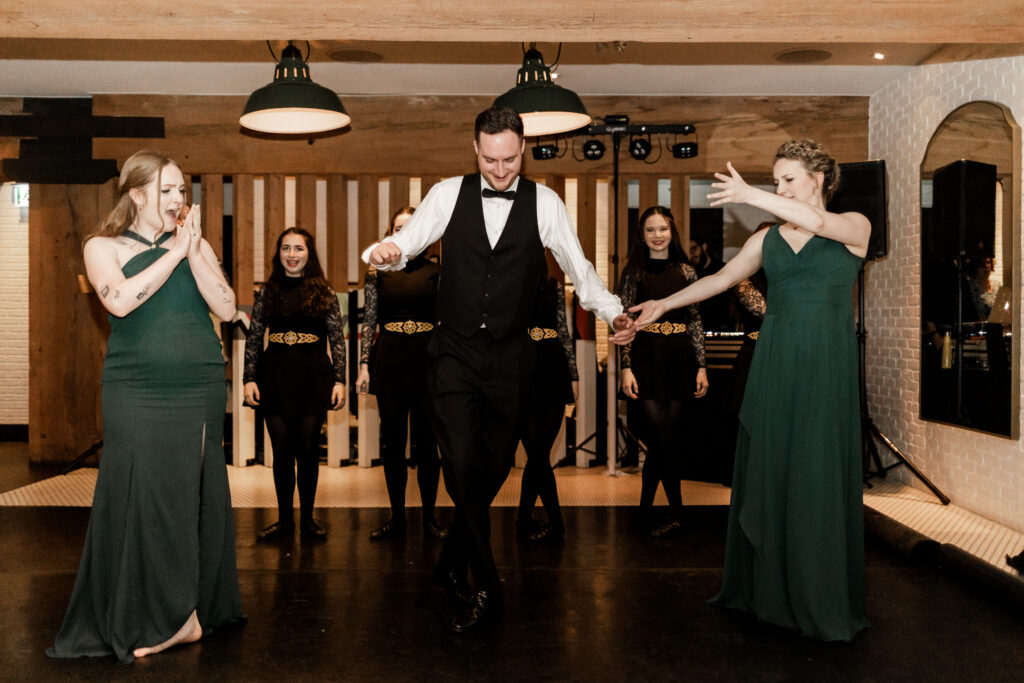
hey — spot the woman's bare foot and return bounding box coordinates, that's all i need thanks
[133,610,203,658]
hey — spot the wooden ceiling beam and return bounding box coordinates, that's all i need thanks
[5,1,1024,43]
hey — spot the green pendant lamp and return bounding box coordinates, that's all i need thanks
[494,43,591,138]
[240,41,351,135]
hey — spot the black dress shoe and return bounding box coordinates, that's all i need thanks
[449,590,504,633]
[1007,550,1024,573]
[369,520,407,541]
[300,519,327,540]
[257,522,295,542]
[516,517,542,541]
[423,519,449,540]
[528,523,565,543]
[650,519,682,538]
[433,567,473,606]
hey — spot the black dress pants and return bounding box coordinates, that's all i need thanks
[428,326,535,595]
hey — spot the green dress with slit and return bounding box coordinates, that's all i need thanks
[48,233,244,663]
[709,225,869,642]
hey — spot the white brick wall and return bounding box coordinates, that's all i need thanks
[0,183,29,424]
[868,56,1024,533]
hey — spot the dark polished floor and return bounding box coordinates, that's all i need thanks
[3,442,1024,682]
[1,502,1022,682]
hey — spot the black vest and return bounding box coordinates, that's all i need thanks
[436,174,544,339]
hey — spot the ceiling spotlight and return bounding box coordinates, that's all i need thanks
[532,142,559,161]
[873,52,885,60]
[629,136,652,161]
[672,141,699,159]
[582,139,605,160]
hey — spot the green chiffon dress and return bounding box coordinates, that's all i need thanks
[48,234,244,663]
[710,225,869,642]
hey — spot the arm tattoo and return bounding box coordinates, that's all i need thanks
[99,285,109,299]
[114,290,121,299]
[136,283,151,301]
[216,282,228,294]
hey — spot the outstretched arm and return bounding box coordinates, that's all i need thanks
[630,230,766,329]
[709,162,870,256]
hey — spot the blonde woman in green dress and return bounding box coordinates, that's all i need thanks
[628,140,871,642]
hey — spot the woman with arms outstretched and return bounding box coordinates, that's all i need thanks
[629,140,871,641]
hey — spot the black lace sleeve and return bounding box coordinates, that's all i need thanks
[617,272,638,370]
[360,267,379,366]
[735,279,767,318]
[243,287,267,384]
[679,264,707,368]
[554,282,579,381]
[325,290,347,384]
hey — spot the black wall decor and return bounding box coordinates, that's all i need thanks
[0,98,164,184]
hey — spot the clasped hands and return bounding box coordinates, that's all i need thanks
[171,204,203,258]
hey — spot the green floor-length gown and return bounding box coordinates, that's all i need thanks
[48,241,244,663]
[710,225,869,642]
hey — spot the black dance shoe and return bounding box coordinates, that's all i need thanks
[1007,550,1024,573]
[516,517,542,541]
[528,523,565,543]
[449,590,504,633]
[432,566,473,606]
[300,519,327,540]
[650,519,682,539]
[423,519,449,540]
[369,519,407,541]
[257,522,295,542]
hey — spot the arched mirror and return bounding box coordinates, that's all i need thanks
[920,101,1021,437]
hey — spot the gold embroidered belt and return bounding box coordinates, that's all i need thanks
[528,327,558,341]
[383,320,434,334]
[640,322,688,335]
[747,331,759,340]
[268,331,320,345]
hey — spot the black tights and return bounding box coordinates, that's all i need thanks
[517,393,565,532]
[377,392,441,526]
[265,413,325,526]
[636,399,685,520]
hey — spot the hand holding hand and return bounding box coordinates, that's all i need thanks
[609,313,636,345]
[331,383,346,410]
[629,299,666,330]
[243,381,260,407]
[368,242,402,266]
[707,162,755,207]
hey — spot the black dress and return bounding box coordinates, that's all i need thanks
[361,256,441,396]
[619,259,707,399]
[730,271,768,411]
[244,276,346,416]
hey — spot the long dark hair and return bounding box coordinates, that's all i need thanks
[263,227,336,316]
[620,205,686,285]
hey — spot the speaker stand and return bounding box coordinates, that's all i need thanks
[858,264,950,505]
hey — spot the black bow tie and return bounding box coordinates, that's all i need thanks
[482,188,516,200]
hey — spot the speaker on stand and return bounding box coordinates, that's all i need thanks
[828,160,949,504]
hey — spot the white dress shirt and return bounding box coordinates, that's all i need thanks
[361,175,623,326]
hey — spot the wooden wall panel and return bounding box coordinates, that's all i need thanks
[388,175,410,217]
[357,175,379,282]
[576,175,597,264]
[295,174,317,234]
[325,175,348,287]
[420,175,441,201]
[28,182,112,464]
[59,95,868,178]
[671,176,691,248]
[638,175,659,216]
[263,174,285,267]
[232,174,254,306]
[200,174,223,259]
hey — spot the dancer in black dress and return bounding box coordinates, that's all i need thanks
[618,206,708,537]
[516,256,578,542]
[244,227,346,541]
[357,206,447,541]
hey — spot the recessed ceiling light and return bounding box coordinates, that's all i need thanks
[873,52,885,60]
